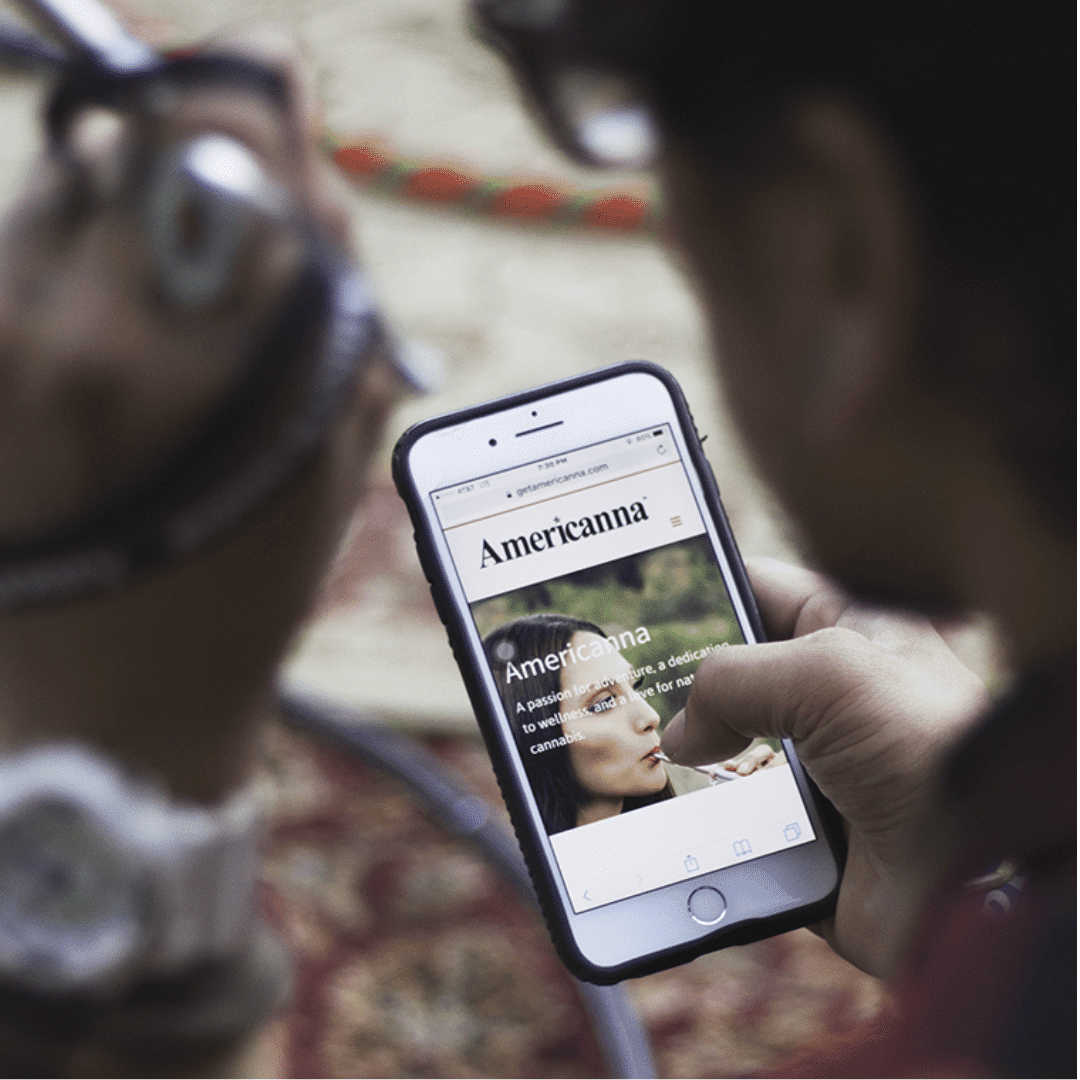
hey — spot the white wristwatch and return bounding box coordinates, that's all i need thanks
[0,744,260,997]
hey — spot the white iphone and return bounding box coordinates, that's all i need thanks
[393,362,843,983]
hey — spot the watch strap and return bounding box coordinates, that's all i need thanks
[142,785,261,973]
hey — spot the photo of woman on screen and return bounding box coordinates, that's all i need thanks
[484,613,775,833]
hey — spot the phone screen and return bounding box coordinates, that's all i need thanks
[429,422,816,912]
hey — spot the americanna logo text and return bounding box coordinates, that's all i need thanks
[480,502,648,568]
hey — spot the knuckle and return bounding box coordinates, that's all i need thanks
[780,627,877,716]
[802,624,874,663]
[793,582,849,631]
[206,25,302,72]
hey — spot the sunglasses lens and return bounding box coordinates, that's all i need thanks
[549,66,656,168]
[143,135,292,309]
[143,141,247,308]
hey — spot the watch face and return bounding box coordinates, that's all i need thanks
[0,800,145,992]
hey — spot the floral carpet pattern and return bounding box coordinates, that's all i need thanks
[257,723,889,1078]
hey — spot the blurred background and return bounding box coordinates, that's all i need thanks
[0,0,999,1074]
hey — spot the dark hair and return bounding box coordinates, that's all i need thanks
[484,612,608,833]
[556,0,1075,524]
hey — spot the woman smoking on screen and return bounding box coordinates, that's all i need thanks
[485,613,772,833]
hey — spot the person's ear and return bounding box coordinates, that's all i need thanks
[785,95,917,450]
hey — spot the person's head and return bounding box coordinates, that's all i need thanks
[476,1,1074,640]
[485,613,665,831]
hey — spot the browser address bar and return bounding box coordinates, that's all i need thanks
[433,427,677,527]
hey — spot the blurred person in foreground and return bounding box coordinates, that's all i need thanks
[474,0,1074,1075]
[0,13,407,1075]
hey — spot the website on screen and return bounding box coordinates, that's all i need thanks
[432,426,815,911]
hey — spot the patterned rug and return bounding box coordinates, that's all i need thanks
[256,722,889,1078]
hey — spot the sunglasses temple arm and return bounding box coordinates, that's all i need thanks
[16,0,159,74]
[0,20,68,70]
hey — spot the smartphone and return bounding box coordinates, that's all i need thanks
[393,362,843,983]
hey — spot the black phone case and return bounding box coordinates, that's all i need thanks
[392,361,844,984]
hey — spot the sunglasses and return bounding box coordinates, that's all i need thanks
[471,0,660,170]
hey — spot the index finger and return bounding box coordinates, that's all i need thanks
[201,24,320,135]
[746,556,855,640]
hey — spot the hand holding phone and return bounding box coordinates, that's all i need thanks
[666,556,990,978]
[393,362,844,982]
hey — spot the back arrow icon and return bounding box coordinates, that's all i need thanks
[583,890,591,902]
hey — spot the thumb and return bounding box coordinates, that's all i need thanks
[661,630,866,767]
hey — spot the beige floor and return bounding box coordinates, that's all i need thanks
[0,0,996,729]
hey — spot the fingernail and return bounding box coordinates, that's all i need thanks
[209,23,300,64]
[204,24,319,133]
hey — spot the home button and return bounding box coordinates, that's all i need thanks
[687,886,727,926]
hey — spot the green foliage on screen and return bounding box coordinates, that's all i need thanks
[471,535,746,723]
